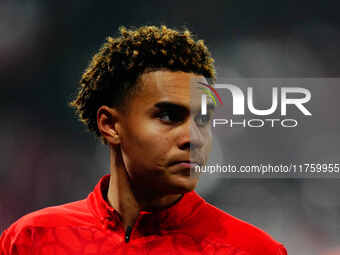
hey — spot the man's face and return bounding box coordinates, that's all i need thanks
[117,70,213,195]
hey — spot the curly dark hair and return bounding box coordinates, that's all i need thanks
[69,25,216,144]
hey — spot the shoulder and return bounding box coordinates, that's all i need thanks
[10,199,92,230]
[0,198,96,253]
[196,200,287,255]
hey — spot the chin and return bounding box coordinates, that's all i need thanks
[168,175,199,194]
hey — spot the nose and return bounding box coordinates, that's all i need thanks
[178,118,205,151]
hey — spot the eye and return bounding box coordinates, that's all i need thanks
[157,110,184,124]
[195,113,211,127]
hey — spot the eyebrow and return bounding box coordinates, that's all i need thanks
[154,101,215,112]
[154,102,189,112]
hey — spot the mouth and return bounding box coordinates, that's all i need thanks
[170,160,201,169]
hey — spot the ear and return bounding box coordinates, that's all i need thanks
[97,105,121,145]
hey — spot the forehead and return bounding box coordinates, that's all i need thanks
[134,70,208,106]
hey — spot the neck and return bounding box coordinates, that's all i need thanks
[107,146,183,230]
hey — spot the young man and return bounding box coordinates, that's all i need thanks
[0,26,287,254]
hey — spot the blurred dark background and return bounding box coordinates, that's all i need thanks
[1,1,340,254]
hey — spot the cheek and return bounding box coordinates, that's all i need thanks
[135,125,168,150]
[205,139,213,158]
[143,134,173,166]
[202,128,213,158]
[122,123,173,166]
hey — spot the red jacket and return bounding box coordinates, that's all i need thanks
[0,175,287,254]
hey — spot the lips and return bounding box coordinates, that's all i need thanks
[170,160,201,168]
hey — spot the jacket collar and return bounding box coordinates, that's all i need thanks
[87,174,205,232]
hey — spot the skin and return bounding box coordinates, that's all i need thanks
[97,70,213,229]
